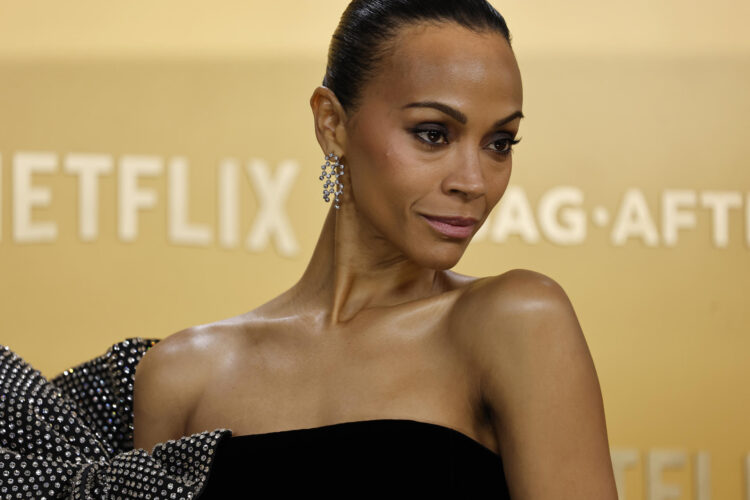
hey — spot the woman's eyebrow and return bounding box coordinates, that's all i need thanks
[401,100,524,127]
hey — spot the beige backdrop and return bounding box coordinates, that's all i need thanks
[0,1,748,499]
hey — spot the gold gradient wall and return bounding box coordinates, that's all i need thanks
[1,1,748,498]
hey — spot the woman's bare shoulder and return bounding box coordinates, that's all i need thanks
[452,268,566,317]
[448,267,575,354]
[451,270,616,498]
[132,315,258,451]
[141,312,261,374]
[132,326,211,451]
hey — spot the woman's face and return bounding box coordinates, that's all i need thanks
[342,21,523,270]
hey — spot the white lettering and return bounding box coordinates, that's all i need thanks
[63,153,113,242]
[700,191,742,248]
[167,157,212,246]
[538,186,585,245]
[218,158,240,249]
[694,451,711,500]
[13,152,58,243]
[244,158,299,256]
[118,156,162,242]
[646,449,687,500]
[1,150,748,252]
[611,188,659,247]
[662,190,697,247]
[610,448,639,500]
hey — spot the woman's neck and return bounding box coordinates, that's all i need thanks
[289,203,448,326]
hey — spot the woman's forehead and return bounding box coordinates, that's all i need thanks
[366,22,522,109]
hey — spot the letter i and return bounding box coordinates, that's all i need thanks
[218,158,240,248]
[694,452,710,500]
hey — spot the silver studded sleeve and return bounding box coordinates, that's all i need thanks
[0,338,232,499]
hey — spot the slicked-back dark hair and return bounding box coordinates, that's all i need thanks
[322,0,512,116]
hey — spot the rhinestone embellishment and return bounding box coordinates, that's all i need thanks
[0,338,232,499]
[319,152,345,209]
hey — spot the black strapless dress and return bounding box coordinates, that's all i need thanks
[197,418,511,498]
[0,337,512,499]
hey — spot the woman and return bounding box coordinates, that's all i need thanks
[0,1,616,499]
[0,0,617,500]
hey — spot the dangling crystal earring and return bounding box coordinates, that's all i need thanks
[320,152,345,209]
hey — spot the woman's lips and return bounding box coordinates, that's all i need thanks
[420,214,477,239]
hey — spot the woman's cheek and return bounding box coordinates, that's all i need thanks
[387,133,434,179]
[488,166,512,206]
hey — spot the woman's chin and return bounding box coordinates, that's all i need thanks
[412,245,466,271]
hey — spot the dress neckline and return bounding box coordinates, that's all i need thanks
[228,418,501,459]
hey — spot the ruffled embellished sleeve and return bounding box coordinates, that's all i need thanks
[0,338,233,499]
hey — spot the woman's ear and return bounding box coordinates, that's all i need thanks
[310,86,348,157]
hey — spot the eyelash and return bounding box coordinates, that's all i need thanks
[409,126,521,157]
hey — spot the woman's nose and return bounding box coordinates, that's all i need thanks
[442,147,486,200]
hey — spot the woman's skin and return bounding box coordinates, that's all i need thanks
[134,21,618,499]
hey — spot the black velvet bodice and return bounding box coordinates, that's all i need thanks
[197,418,511,498]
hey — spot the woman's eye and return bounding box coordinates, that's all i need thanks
[489,137,522,155]
[412,127,448,146]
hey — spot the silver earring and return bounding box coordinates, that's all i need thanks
[320,152,344,209]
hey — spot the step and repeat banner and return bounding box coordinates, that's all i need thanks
[0,1,748,498]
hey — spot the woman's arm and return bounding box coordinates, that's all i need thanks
[133,329,204,453]
[468,269,617,499]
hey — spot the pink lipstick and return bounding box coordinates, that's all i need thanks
[420,214,477,239]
